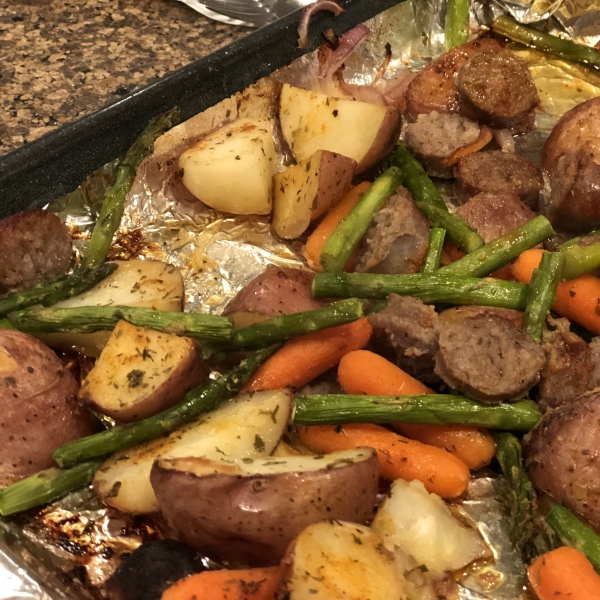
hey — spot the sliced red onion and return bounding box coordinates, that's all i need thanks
[374,43,392,82]
[493,128,516,153]
[375,70,417,111]
[297,0,345,49]
[337,79,388,105]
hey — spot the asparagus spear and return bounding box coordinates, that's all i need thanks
[13,305,232,342]
[53,346,277,468]
[523,252,565,342]
[0,460,104,517]
[0,319,13,329]
[389,145,484,253]
[82,109,179,270]
[0,263,118,317]
[559,231,600,251]
[546,504,600,571]
[320,167,403,273]
[231,298,362,349]
[560,242,600,280]
[294,395,541,431]
[444,0,470,51]
[312,273,530,310]
[420,228,446,274]
[439,216,555,278]
[493,16,600,71]
[494,432,536,550]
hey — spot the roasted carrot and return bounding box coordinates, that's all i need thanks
[338,350,496,470]
[161,566,283,600]
[299,423,470,498]
[243,318,372,392]
[528,546,600,600]
[513,248,600,335]
[442,126,493,167]
[303,182,372,272]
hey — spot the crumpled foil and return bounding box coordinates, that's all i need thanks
[3,0,600,597]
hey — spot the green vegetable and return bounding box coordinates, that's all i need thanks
[312,272,530,310]
[0,460,104,517]
[231,298,363,349]
[420,228,446,274]
[0,263,117,317]
[13,305,232,342]
[0,319,14,329]
[52,346,277,468]
[523,252,565,342]
[494,16,600,71]
[82,109,179,269]
[444,0,470,51]
[546,504,600,571]
[320,167,403,273]
[294,395,541,431]
[494,432,536,550]
[561,242,600,280]
[439,216,555,278]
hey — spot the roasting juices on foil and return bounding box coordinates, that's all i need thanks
[2,0,600,598]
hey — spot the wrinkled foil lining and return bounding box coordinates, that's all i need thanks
[3,0,600,597]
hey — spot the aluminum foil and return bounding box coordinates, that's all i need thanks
[3,0,600,597]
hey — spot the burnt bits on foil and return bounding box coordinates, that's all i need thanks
[3,0,600,597]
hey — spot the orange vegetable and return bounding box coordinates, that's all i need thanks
[338,351,495,470]
[299,423,470,498]
[243,318,372,392]
[528,546,600,600]
[442,126,494,167]
[161,566,283,600]
[303,182,372,272]
[513,248,600,335]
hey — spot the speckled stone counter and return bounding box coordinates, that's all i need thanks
[0,0,250,156]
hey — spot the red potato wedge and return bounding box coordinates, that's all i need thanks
[279,520,408,600]
[0,330,92,486]
[279,84,400,174]
[79,320,209,422]
[151,447,379,565]
[272,150,356,239]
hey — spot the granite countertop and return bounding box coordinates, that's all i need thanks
[0,0,250,157]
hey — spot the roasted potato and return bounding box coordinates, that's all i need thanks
[272,150,356,239]
[280,520,408,600]
[35,260,185,357]
[79,321,209,422]
[279,84,400,174]
[93,389,293,514]
[179,118,279,215]
[371,479,490,576]
[0,330,92,486]
[150,447,379,565]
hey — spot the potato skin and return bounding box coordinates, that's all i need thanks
[0,330,92,485]
[150,451,380,566]
[356,107,401,174]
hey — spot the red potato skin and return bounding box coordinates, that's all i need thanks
[355,107,402,174]
[150,452,380,566]
[0,330,92,485]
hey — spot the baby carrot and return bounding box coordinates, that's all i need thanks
[243,318,372,392]
[303,182,372,272]
[338,350,496,470]
[161,566,283,600]
[528,546,600,600]
[513,248,600,335]
[299,423,470,498]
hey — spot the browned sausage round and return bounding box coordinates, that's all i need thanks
[0,330,92,486]
[456,50,539,133]
[434,313,546,404]
[0,209,72,293]
[455,151,543,208]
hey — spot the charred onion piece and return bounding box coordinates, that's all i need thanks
[13,305,232,342]
[294,394,541,431]
[0,263,117,317]
[297,0,345,49]
[52,346,278,467]
[82,109,179,270]
[312,272,529,310]
[320,166,403,273]
[420,228,446,274]
[439,215,555,278]
[523,252,565,342]
[493,16,600,70]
